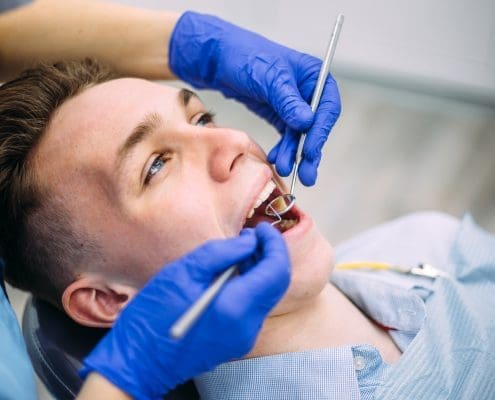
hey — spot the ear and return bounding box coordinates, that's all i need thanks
[61,276,138,328]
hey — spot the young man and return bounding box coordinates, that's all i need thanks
[0,1,340,397]
[1,60,494,399]
[0,59,294,399]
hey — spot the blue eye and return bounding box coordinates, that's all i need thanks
[196,111,216,126]
[144,155,167,185]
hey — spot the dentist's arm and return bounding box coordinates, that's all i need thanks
[0,0,179,81]
[78,223,290,400]
[78,373,131,400]
[0,1,340,185]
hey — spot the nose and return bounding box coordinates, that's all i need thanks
[200,127,252,182]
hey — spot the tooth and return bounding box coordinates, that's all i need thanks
[246,181,277,221]
[259,181,276,203]
[247,208,255,219]
[271,196,288,213]
[252,181,276,209]
[279,219,297,230]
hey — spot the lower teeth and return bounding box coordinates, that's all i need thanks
[278,219,297,230]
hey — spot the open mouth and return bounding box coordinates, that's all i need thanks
[243,180,300,234]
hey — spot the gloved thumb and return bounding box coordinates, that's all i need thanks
[269,72,314,132]
[180,230,258,283]
[230,222,290,310]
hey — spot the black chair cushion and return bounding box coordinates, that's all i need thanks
[22,296,199,399]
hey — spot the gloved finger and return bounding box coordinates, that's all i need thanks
[231,222,290,309]
[274,128,301,176]
[267,70,315,133]
[254,222,291,279]
[298,78,341,186]
[298,155,320,186]
[267,137,282,165]
[301,76,341,160]
[181,230,258,283]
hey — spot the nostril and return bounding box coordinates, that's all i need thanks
[230,153,244,172]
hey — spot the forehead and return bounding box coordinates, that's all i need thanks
[48,78,181,145]
[33,79,182,188]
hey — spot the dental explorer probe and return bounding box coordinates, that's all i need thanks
[170,14,345,340]
[170,263,238,339]
[265,13,344,219]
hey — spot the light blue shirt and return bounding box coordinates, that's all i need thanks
[0,262,37,400]
[195,212,495,399]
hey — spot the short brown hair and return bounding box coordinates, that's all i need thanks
[0,59,114,307]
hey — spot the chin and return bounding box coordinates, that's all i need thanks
[270,222,334,316]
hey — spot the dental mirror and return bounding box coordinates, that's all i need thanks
[265,193,296,218]
[264,13,344,221]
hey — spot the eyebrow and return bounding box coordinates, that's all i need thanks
[116,88,200,181]
[117,111,162,165]
[179,87,199,107]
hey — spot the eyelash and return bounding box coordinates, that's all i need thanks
[143,111,216,185]
[196,111,216,126]
[144,154,168,185]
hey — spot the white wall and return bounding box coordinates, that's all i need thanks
[115,0,495,105]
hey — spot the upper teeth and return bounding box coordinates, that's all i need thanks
[247,180,276,219]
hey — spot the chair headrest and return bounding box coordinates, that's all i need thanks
[22,296,199,399]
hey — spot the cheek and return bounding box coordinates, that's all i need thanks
[137,189,229,270]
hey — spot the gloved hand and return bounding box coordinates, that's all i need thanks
[80,223,290,400]
[169,11,341,186]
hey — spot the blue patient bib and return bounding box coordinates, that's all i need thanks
[0,263,37,399]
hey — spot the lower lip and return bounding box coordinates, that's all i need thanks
[282,207,313,240]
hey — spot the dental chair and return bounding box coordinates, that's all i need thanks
[22,296,200,399]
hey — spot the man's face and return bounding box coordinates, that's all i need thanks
[33,78,333,317]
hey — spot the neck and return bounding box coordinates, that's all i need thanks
[247,283,401,364]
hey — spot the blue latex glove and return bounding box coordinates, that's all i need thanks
[169,11,341,186]
[80,223,290,400]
